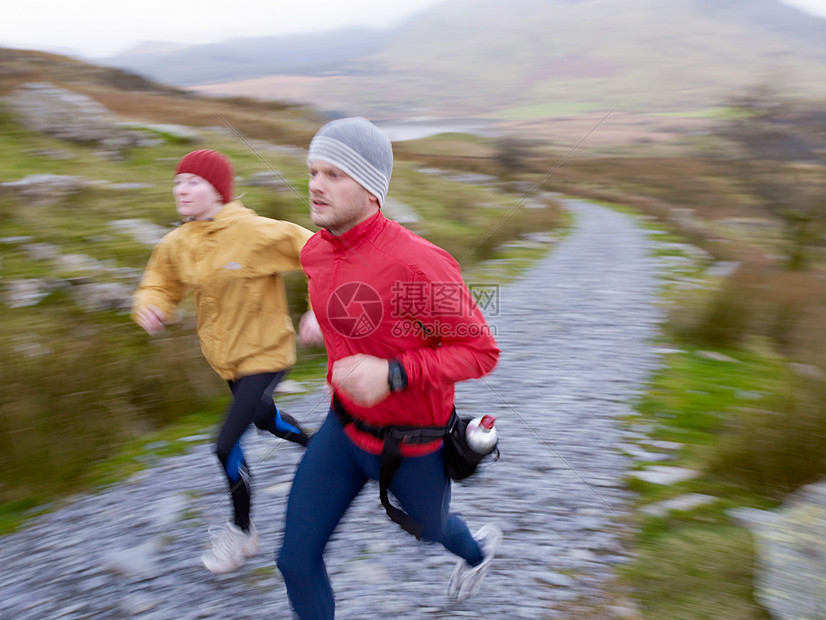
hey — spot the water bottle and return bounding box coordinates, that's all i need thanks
[466,415,498,455]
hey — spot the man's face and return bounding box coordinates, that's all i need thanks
[308,160,379,234]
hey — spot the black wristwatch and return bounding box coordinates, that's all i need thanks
[387,359,408,393]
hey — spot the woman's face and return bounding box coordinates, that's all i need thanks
[173,173,224,220]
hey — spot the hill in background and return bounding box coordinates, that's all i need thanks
[0,47,325,148]
[98,0,826,135]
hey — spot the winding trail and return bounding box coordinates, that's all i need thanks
[0,199,665,619]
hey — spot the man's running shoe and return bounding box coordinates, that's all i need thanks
[447,523,503,601]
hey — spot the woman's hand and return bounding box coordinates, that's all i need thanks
[299,311,324,346]
[135,305,166,336]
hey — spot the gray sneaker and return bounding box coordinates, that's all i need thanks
[447,523,503,601]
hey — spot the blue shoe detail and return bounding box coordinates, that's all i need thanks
[274,407,301,436]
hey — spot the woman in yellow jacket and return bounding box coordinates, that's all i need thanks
[133,149,313,574]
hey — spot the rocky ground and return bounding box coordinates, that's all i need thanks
[0,199,668,619]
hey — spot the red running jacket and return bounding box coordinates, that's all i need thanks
[301,211,500,455]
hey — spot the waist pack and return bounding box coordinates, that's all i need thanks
[443,413,500,481]
[333,397,499,539]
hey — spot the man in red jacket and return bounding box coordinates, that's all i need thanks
[277,117,502,619]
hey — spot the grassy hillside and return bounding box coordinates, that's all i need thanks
[0,48,325,146]
[0,49,562,529]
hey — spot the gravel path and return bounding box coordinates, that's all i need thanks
[0,199,665,619]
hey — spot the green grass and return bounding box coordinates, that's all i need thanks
[0,403,214,535]
[0,344,328,536]
[635,348,785,449]
[609,206,801,618]
[625,522,769,620]
[621,344,781,619]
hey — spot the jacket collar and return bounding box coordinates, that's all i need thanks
[181,201,251,231]
[320,210,387,250]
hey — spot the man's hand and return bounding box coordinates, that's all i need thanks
[135,305,166,336]
[299,311,324,346]
[331,354,390,407]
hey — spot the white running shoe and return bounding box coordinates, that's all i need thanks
[447,523,503,602]
[200,521,259,574]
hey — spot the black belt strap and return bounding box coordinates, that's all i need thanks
[379,435,420,538]
[333,397,449,539]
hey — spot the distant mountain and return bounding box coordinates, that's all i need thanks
[115,41,193,56]
[101,28,393,85]
[99,0,826,120]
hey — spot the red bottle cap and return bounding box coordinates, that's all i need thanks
[480,415,496,430]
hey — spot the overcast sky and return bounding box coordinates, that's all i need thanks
[2,0,826,58]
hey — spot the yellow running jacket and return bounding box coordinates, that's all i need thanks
[132,201,313,380]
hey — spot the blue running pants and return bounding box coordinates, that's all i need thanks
[277,410,483,619]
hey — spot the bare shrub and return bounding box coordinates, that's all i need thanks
[672,261,826,353]
[707,368,826,498]
[670,262,761,349]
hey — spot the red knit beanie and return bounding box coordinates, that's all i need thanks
[174,149,234,203]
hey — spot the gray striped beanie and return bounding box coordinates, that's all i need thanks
[307,117,393,206]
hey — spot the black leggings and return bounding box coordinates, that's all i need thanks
[214,371,310,531]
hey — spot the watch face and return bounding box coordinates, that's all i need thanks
[389,361,406,392]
